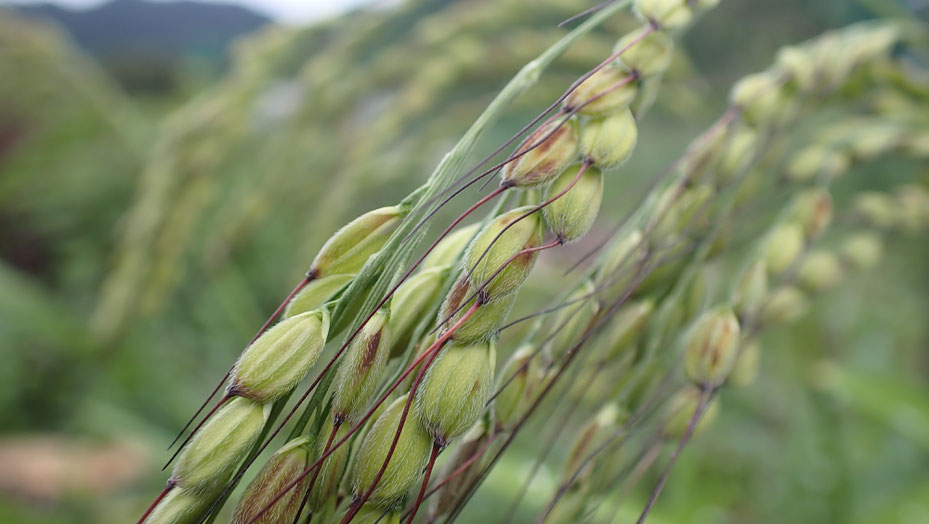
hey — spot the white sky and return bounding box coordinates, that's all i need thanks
[1,0,381,23]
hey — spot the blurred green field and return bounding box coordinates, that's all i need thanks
[0,0,927,523]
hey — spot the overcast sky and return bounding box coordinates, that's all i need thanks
[1,0,381,23]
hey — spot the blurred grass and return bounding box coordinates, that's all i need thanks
[0,0,927,522]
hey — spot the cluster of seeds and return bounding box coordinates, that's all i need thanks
[532,20,929,522]
[136,3,929,523]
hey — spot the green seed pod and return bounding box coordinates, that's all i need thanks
[733,260,768,319]
[563,64,638,116]
[310,206,407,278]
[678,124,727,182]
[333,309,390,421]
[309,418,352,511]
[729,70,785,124]
[651,183,714,242]
[601,299,654,360]
[784,145,850,183]
[760,285,808,325]
[615,27,673,78]
[849,123,904,160]
[717,126,758,183]
[840,232,883,270]
[562,404,622,483]
[902,131,929,157]
[422,223,480,270]
[684,307,741,386]
[895,184,929,233]
[682,265,710,323]
[635,0,693,30]
[231,310,329,402]
[351,394,433,504]
[231,437,311,524]
[388,266,450,358]
[143,486,209,524]
[464,206,545,298]
[438,278,517,343]
[500,118,579,188]
[663,387,719,439]
[853,192,898,228]
[494,345,541,429]
[763,222,804,276]
[727,339,761,388]
[797,250,843,292]
[417,341,496,444]
[284,274,354,319]
[776,45,816,90]
[595,229,646,290]
[543,164,604,243]
[790,189,833,240]
[173,398,271,494]
[346,505,401,524]
[548,282,599,361]
[579,109,638,169]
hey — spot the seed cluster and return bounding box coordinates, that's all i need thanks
[136,4,929,524]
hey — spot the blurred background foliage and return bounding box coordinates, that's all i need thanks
[0,0,927,522]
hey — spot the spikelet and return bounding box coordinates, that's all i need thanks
[172,398,271,495]
[563,64,638,116]
[310,206,407,277]
[464,206,545,298]
[840,232,883,270]
[561,404,622,484]
[143,486,209,524]
[416,340,496,444]
[790,189,833,240]
[309,417,352,510]
[599,299,654,360]
[284,274,354,318]
[351,394,433,504]
[784,144,850,183]
[797,250,843,292]
[595,229,647,291]
[230,310,329,402]
[342,504,400,524]
[663,387,719,439]
[231,437,311,524]
[760,286,809,325]
[332,309,390,421]
[542,164,604,243]
[763,222,804,276]
[494,345,541,429]
[684,307,741,386]
[579,109,639,169]
[635,0,693,30]
[388,266,450,357]
[729,70,786,124]
[422,223,480,269]
[733,260,768,319]
[716,126,759,183]
[728,339,761,388]
[547,281,599,362]
[500,119,579,188]
[438,278,517,343]
[615,27,673,78]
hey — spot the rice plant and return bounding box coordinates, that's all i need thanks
[3,1,926,523]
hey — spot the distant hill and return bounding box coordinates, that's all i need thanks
[13,0,270,60]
